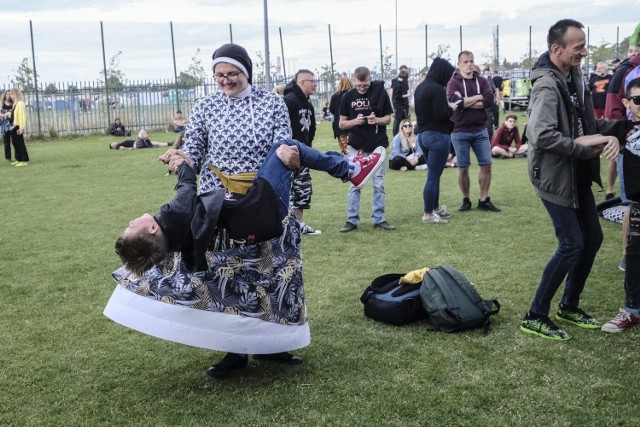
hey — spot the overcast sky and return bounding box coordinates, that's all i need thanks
[2,0,639,85]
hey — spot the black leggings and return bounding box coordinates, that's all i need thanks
[11,130,29,162]
[389,155,425,170]
[3,131,11,161]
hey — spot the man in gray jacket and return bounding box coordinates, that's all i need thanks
[520,19,619,341]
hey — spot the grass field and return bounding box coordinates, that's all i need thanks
[1,118,637,427]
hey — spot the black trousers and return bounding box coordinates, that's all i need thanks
[3,131,11,161]
[392,104,409,135]
[11,130,29,162]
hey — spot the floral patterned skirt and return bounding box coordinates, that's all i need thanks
[104,213,310,354]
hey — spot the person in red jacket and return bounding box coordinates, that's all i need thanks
[490,114,527,158]
[603,24,640,200]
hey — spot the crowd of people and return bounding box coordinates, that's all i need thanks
[98,19,640,381]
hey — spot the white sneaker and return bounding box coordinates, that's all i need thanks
[415,164,428,170]
[301,224,322,235]
[434,206,453,218]
[422,212,448,224]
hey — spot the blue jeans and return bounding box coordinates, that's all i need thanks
[450,129,492,168]
[258,139,349,218]
[418,131,451,213]
[347,145,386,225]
[529,189,603,317]
[618,155,629,203]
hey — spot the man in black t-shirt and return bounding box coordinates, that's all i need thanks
[338,66,395,232]
[391,65,410,135]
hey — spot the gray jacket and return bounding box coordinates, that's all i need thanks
[526,52,614,208]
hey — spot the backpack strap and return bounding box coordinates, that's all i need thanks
[426,267,462,318]
[440,265,501,335]
[360,273,404,303]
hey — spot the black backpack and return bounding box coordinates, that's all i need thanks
[420,265,500,335]
[360,273,427,325]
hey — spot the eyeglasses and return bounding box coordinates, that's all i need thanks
[626,95,640,105]
[354,81,371,89]
[301,79,317,84]
[402,124,413,128]
[214,71,241,82]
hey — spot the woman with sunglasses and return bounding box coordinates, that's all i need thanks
[389,119,426,171]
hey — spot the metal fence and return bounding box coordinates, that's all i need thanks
[0,78,339,137]
[5,19,636,86]
[3,18,637,136]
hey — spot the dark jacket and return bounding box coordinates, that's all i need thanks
[526,51,615,207]
[109,122,126,136]
[155,164,225,272]
[283,80,316,147]
[414,57,455,135]
[329,90,347,139]
[446,69,494,132]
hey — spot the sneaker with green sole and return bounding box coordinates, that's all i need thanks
[556,306,601,329]
[520,315,572,340]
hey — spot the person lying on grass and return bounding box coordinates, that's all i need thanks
[115,139,384,275]
[109,129,173,150]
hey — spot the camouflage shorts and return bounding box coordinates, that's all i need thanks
[291,166,312,209]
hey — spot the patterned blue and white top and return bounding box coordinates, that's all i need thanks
[104,86,311,355]
[184,85,293,192]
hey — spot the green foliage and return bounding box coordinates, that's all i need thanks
[317,63,337,91]
[429,43,452,62]
[177,48,206,88]
[8,57,39,91]
[43,83,59,95]
[588,39,615,66]
[98,51,125,90]
[371,47,394,81]
[1,122,638,426]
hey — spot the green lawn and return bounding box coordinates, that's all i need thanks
[1,120,636,427]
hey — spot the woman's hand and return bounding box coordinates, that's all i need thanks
[276,144,301,170]
[159,149,194,172]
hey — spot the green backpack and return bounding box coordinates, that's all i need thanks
[420,265,500,335]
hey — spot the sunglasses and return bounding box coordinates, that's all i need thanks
[402,124,413,128]
[626,95,640,105]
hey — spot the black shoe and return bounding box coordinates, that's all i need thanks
[605,192,615,200]
[340,221,357,233]
[206,353,248,379]
[478,197,501,212]
[126,131,131,137]
[459,197,472,211]
[374,221,396,231]
[254,352,302,365]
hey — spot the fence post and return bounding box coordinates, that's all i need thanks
[170,21,180,112]
[100,21,111,129]
[29,20,42,136]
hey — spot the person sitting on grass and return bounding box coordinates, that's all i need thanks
[109,117,130,137]
[109,129,173,150]
[172,110,187,133]
[490,114,527,158]
[115,139,385,275]
[389,119,427,171]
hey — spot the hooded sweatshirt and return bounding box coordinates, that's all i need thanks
[414,57,455,135]
[446,69,494,132]
[604,54,640,120]
[283,79,316,147]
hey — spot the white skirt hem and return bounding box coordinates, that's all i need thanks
[103,285,311,354]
